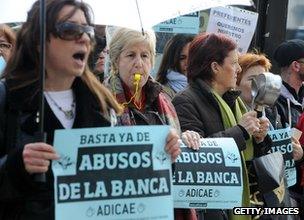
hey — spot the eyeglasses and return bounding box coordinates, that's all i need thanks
[54,22,95,41]
[0,42,12,50]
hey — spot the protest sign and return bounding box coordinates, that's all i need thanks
[268,127,296,187]
[206,6,258,53]
[173,138,243,209]
[52,125,173,220]
[153,12,200,34]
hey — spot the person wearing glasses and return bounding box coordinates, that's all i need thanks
[156,34,194,99]
[0,24,16,74]
[0,0,123,219]
[273,39,304,216]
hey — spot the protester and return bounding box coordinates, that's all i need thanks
[0,24,16,74]
[156,34,194,99]
[88,31,107,82]
[0,0,124,219]
[94,45,108,81]
[105,27,200,220]
[237,52,272,109]
[238,52,302,160]
[237,52,300,219]
[273,39,304,127]
[237,52,284,131]
[273,39,304,213]
[294,114,304,212]
[173,33,271,220]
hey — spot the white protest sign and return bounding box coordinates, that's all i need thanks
[153,12,200,34]
[173,138,243,209]
[206,6,258,53]
[52,125,173,220]
[268,127,297,187]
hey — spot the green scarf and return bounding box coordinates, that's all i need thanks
[212,91,252,220]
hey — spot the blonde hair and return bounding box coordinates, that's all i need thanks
[109,27,156,74]
[237,52,272,85]
[81,68,123,115]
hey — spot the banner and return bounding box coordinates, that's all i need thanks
[153,12,200,34]
[173,138,243,209]
[52,125,173,220]
[268,127,296,187]
[206,6,258,53]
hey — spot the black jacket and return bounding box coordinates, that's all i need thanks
[0,78,111,220]
[172,79,273,219]
[275,82,304,197]
[276,82,303,128]
[172,79,271,157]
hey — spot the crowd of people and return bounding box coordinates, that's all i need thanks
[0,0,304,220]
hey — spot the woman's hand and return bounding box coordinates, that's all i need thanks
[238,111,260,136]
[181,130,201,150]
[292,137,304,161]
[252,117,270,143]
[23,143,60,174]
[165,129,181,162]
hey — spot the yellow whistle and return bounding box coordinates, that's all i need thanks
[134,73,141,83]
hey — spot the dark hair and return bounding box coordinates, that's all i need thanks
[156,34,194,84]
[3,0,93,89]
[3,0,123,115]
[273,39,304,67]
[89,35,106,70]
[187,33,237,83]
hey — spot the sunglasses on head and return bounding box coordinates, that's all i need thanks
[54,22,95,41]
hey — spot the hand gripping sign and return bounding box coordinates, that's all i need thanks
[52,125,173,220]
[173,138,243,209]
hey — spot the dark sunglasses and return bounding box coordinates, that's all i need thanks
[54,22,95,41]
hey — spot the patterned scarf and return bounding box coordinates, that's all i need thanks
[212,91,251,220]
[104,74,181,133]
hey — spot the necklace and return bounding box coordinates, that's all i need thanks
[45,92,76,120]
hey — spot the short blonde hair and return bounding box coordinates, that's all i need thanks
[109,27,156,74]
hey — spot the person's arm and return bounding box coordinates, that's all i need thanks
[0,80,22,201]
[0,144,35,199]
[165,129,181,162]
[173,94,247,151]
[253,134,272,157]
[252,117,272,156]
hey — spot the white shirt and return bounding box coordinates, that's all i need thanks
[44,90,75,129]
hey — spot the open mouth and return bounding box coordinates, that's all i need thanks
[73,52,85,61]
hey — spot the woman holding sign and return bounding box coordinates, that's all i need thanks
[0,0,123,219]
[104,27,200,220]
[172,33,271,220]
